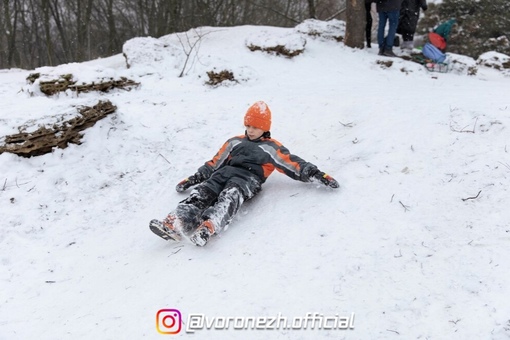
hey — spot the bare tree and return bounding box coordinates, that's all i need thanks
[41,0,54,66]
[75,0,95,61]
[307,0,316,18]
[3,0,21,67]
[0,0,356,69]
[344,0,365,48]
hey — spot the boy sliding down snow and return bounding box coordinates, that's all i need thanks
[150,101,339,246]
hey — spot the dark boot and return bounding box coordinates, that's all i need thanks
[382,49,397,57]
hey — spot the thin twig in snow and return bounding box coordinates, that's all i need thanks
[498,161,510,171]
[2,179,6,191]
[399,201,410,212]
[169,248,182,256]
[339,121,354,127]
[461,190,482,201]
[158,153,171,164]
[450,117,478,133]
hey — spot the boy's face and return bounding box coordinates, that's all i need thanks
[245,125,265,140]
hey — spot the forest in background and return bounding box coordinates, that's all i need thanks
[1,0,509,70]
[0,0,345,69]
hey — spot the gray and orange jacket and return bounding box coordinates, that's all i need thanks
[198,133,318,190]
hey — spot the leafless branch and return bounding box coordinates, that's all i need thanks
[2,179,6,191]
[325,7,346,21]
[176,29,213,78]
[245,0,300,24]
[461,190,482,202]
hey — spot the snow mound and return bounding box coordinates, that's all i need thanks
[294,19,345,41]
[245,30,307,56]
[477,51,510,76]
[123,36,184,74]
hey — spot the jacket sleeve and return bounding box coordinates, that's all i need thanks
[197,137,242,178]
[262,140,318,182]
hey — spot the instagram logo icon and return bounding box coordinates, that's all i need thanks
[156,309,182,334]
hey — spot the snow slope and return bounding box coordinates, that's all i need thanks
[1,21,510,339]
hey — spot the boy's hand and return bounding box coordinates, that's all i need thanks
[313,171,340,189]
[175,172,206,192]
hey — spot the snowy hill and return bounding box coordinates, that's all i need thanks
[1,21,510,339]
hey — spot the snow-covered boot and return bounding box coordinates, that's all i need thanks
[149,215,182,242]
[190,220,215,247]
[401,41,414,50]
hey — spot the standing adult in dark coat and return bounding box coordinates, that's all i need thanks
[397,0,428,49]
[365,0,375,48]
[376,0,404,57]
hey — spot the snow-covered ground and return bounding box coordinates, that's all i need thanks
[1,21,510,339]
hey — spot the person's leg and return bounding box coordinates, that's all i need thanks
[401,33,413,50]
[171,185,218,234]
[190,178,261,246]
[377,11,388,54]
[385,10,400,51]
[150,184,217,242]
[365,3,373,47]
[202,182,245,234]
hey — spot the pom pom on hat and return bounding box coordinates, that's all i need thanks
[244,101,272,131]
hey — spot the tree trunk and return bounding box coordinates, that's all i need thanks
[344,0,365,49]
[42,0,54,66]
[4,0,20,67]
[307,0,316,19]
[76,0,94,61]
[105,0,119,55]
[49,0,70,63]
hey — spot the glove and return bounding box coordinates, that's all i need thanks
[175,172,206,192]
[422,4,428,10]
[312,171,340,189]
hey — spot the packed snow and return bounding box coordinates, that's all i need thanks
[1,21,510,339]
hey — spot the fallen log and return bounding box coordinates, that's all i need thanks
[0,100,117,157]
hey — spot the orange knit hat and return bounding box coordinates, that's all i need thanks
[244,101,272,131]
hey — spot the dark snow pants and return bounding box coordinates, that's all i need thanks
[365,2,373,47]
[174,166,262,235]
